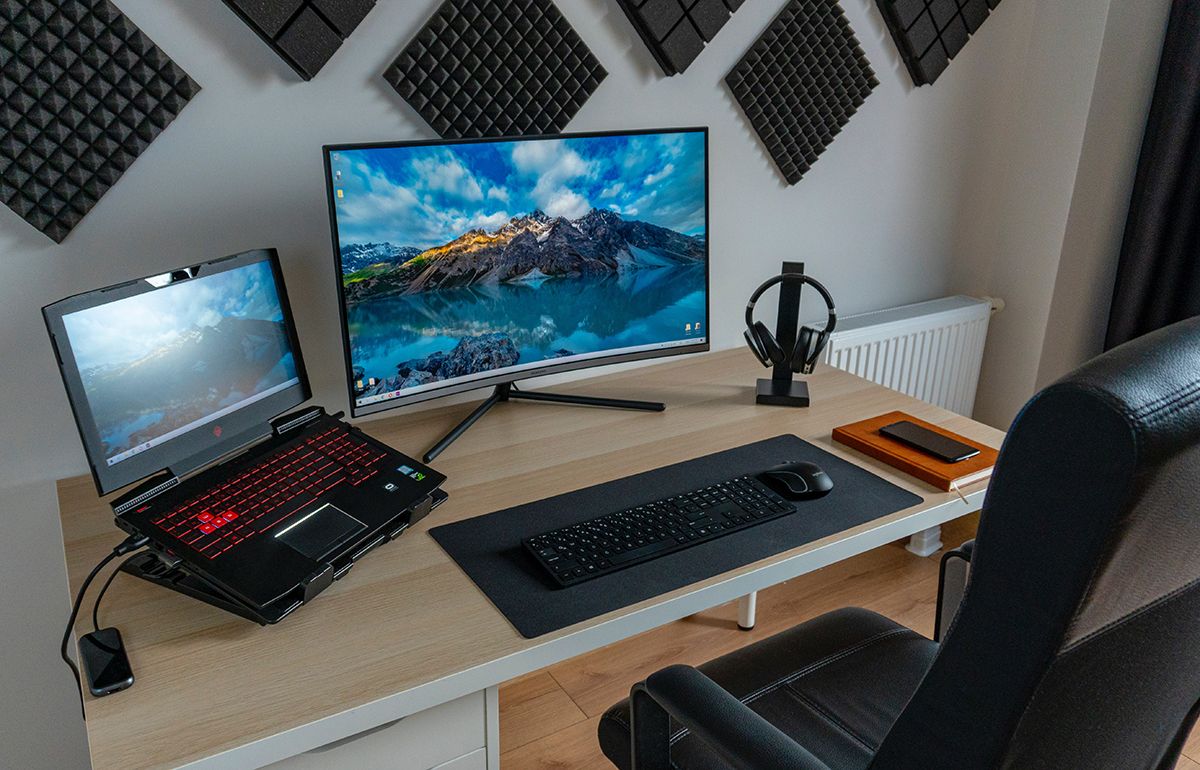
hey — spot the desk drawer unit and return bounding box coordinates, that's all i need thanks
[266,691,487,770]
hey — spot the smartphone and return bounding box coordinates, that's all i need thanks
[879,420,980,463]
[79,627,134,697]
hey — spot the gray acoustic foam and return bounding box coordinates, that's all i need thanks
[0,0,200,243]
[223,0,376,80]
[725,0,877,185]
[383,0,607,138]
[615,0,745,76]
[877,0,1001,86]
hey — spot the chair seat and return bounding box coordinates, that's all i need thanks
[599,608,938,769]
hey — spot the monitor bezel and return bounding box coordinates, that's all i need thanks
[322,126,711,417]
[43,248,311,496]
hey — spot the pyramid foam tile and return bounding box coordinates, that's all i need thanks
[725,0,877,185]
[616,0,745,75]
[223,0,375,80]
[0,0,201,242]
[383,0,607,139]
[877,0,1001,86]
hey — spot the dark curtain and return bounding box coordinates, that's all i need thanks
[1105,0,1200,349]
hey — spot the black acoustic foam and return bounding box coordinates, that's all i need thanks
[223,0,376,80]
[616,0,745,75]
[0,0,200,243]
[877,0,1001,86]
[726,0,877,185]
[384,0,607,139]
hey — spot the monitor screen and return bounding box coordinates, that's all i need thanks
[45,250,309,494]
[325,128,709,414]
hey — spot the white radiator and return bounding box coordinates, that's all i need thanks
[821,296,994,417]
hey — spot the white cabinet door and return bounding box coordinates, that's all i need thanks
[267,691,486,770]
[432,748,487,770]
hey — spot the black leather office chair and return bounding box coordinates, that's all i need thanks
[599,317,1200,769]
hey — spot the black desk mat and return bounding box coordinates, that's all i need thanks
[430,435,923,638]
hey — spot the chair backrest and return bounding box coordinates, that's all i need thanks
[871,317,1200,770]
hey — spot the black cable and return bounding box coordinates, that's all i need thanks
[60,536,148,718]
[92,555,136,633]
[60,551,118,717]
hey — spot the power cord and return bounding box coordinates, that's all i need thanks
[61,535,148,718]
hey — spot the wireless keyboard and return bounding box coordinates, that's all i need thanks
[524,476,797,587]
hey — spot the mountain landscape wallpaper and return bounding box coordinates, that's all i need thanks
[329,131,708,404]
[62,261,299,463]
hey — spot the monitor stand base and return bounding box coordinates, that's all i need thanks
[423,382,665,463]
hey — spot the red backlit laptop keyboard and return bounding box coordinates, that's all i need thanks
[148,425,388,559]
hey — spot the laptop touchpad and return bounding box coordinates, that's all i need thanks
[275,503,366,560]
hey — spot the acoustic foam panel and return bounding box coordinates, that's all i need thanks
[877,0,1001,86]
[615,0,745,76]
[223,0,375,80]
[725,0,877,185]
[383,0,607,139]
[0,0,200,243]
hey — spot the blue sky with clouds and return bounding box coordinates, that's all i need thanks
[63,261,285,372]
[329,130,707,250]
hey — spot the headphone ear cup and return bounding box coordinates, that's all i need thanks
[754,322,786,365]
[790,327,815,373]
[743,328,769,366]
[792,326,829,374]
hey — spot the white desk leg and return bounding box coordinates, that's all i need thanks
[485,685,500,769]
[906,526,943,557]
[737,592,757,631]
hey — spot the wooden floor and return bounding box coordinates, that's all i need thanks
[497,513,1200,769]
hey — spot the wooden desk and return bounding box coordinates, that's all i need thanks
[57,351,1003,769]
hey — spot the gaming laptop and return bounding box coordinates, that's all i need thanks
[43,248,445,623]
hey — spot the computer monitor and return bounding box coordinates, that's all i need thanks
[323,127,710,417]
[43,249,309,495]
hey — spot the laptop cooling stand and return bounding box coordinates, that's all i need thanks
[120,489,448,625]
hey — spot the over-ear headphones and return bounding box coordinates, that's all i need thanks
[743,273,837,375]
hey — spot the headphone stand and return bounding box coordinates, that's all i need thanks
[757,261,810,407]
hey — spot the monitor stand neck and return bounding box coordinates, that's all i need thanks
[422,382,665,463]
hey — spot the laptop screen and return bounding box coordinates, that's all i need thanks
[45,249,310,495]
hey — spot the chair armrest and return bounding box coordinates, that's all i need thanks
[630,664,831,770]
[935,539,975,642]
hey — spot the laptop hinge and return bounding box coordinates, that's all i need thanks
[111,470,180,516]
[271,405,327,437]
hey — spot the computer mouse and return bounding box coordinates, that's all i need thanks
[758,461,834,500]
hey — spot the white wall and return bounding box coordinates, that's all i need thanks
[0,0,1158,766]
[949,0,1112,426]
[1036,0,1171,387]
[951,0,1171,425]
